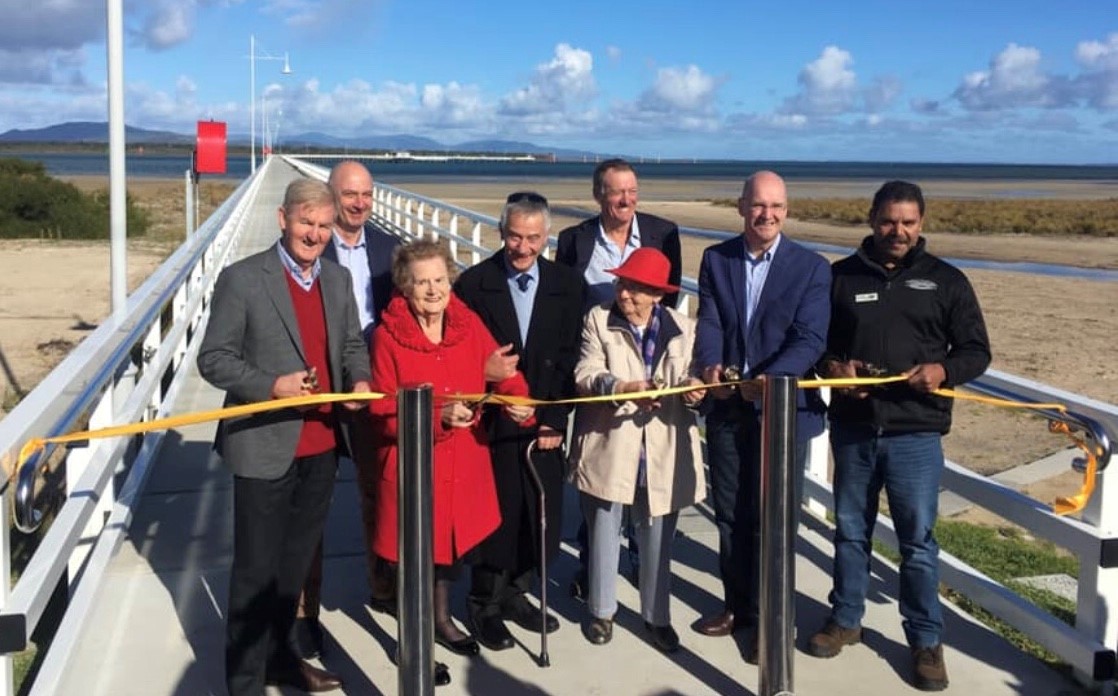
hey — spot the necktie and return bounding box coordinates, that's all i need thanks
[516,273,531,292]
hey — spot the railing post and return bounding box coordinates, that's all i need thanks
[759,375,797,696]
[185,169,195,236]
[397,384,434,696]
[804,387,831,521]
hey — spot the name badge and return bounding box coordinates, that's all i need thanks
[854,292,878,303]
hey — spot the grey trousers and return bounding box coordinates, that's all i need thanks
[581,490,679,626]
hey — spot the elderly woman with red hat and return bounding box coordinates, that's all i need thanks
[568,247,707,652]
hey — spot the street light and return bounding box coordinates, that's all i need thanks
[262,93,284,156]
[248,34,291,174]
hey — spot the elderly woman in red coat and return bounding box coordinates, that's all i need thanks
[368,240,534,676]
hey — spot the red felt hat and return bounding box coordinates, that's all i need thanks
[606,247,679,293]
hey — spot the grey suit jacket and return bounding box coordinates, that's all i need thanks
[197,244,371,479]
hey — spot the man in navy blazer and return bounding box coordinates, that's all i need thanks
[691,171,830,658]
[292,161,401,659]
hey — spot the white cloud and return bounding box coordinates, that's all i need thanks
[606,45,622,62]
[953,43,1073,110]
[910,98,942,115]
[0,1,104,51]
[0,48,86,86]
[141,1,196,51]
[499,43,595,116]
[1074,33,1118,110]
[863,76,902,113]
[420,82,487,127]
[638,65,717,112]
[781,46,858,115]
[264,0,381,33]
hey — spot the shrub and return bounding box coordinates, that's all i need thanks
[0,157,149,239]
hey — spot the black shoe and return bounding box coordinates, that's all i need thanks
[289,617,324,660]
[584,617,613,645]
[392,651,452,687]
[468,612,515,651]
[501,594,559,634]
[369,593,397,618]
[646,622,680,653]
[435,623,480,657]
[265,659,342,692]
[434,661,451,687]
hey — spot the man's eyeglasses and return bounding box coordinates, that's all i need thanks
[506,191,549,207]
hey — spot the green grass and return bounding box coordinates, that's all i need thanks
[872,518,1079,672]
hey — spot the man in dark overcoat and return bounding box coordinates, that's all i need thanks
[454,191,586,650]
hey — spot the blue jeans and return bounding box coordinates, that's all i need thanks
[707,404,808,625]
[829,423,944,649]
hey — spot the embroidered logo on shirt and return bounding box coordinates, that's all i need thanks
[904,279,938,291]
[854,292,878,303]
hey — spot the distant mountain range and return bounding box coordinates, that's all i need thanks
[0,121,601,159]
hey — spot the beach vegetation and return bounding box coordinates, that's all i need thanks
[872,517,1078,673]
[0,157,150,239]
[712,196,1118,237]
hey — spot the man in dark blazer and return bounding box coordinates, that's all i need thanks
[556,158,682,310]
[455,191,586,650]
[691,170,830,661]
[555,157,683,598]
[292,160,401,659]
[198,178,371,695]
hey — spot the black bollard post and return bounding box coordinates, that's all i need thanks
[398,383,435,696]
[759,375,797,696]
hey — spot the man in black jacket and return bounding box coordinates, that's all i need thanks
[556,158,682,310]
[456,191,586,650]
[807,180,991,692]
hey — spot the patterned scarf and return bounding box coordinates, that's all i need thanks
[626,304,661,489]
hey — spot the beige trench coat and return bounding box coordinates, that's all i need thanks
[568,303,706,518]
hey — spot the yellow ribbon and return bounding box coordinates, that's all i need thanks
[14,376,1099,515]
[14,392,386,477]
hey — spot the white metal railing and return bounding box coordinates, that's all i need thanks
[0,158,274,696]
[285,154,1118,685]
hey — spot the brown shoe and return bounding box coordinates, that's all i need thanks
[693,611,742,637]
[265,660,343,692]
[912,644,949,691]
[807,619,862,658]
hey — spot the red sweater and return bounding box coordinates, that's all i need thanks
[285,273,337,457]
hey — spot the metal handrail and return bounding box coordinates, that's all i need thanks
[5,172,256,532]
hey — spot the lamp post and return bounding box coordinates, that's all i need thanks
[248,34,291,174]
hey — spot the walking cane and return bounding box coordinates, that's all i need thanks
[524,438,551,668]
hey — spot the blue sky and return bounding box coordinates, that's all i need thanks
[1,0,1116,163]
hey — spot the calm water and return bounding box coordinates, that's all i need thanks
[14,151,1118,184]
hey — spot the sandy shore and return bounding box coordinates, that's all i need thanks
[3,175,1114,505]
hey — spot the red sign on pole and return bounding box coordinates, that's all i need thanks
[195,121,227,175]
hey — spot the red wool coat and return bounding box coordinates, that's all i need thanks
[368,293,531,565]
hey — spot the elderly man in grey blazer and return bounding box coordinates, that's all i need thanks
[198,178,371,695]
